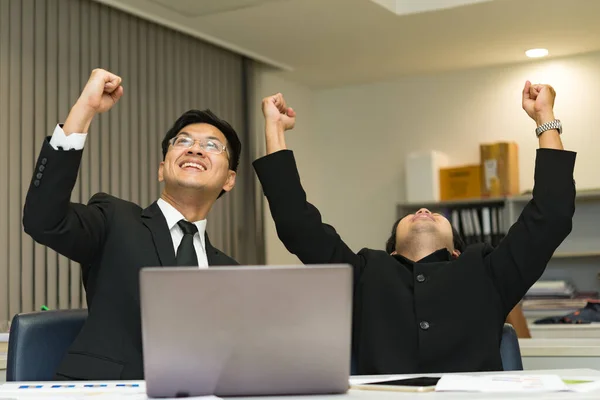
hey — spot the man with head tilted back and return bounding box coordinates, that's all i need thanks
[253,82,575,373]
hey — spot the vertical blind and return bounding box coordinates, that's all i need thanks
[0,0,261,330]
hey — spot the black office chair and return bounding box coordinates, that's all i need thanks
[500,323,524,370]
[7,309,88,381]
[350,323,523,375]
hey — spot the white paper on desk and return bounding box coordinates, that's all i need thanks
[435,374,569,392]
[0,396,147,400]
[562,376,600,393]
[0,381,146,395]
[0,395,219,400]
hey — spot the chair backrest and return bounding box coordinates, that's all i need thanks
[7,309,88,381]
[500,323,524,371]
[350,323,524,375]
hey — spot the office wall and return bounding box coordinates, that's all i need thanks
[252,66,319,265]
[0,0,247,329]
[260,52,600,258]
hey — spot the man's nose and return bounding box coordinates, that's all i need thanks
[186,143,205,156]
[416,208,432,215]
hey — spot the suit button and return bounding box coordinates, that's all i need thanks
[33,180,40,187]
[416,274,426,283]
[38,165,45,172]
[420,321,430,330]
[36,173,43,179]
[41,158,48,165]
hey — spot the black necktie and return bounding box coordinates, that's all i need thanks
[176,220,198,266]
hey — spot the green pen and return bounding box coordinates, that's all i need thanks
[40,305,49,311]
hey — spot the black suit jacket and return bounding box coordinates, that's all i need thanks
[23,139,238,380]
[253,148,575,374]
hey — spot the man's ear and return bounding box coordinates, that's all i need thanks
[390,251,397,255]
[158,162,164,182]
[222,170,236,192]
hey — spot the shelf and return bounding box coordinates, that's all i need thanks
[519,338,600,356]
[552,251,600,259]
[511,188,600,203]
[398,188,600,209]
[397,196,506,209]
[526,324,600,340]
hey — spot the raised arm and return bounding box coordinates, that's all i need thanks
[486,81,576,313]
[253,94,365,272]
[23,69,124,264]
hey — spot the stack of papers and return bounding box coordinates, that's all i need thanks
[436,374,567,392]
[526,280,576,298]
[435,374,600,393]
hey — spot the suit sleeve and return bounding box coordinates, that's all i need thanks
[485,148,576,314]
[23,138,112,265]
[253,150,366,276]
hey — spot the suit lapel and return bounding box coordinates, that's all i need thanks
[205,233,235,266]
[141,201,177,266]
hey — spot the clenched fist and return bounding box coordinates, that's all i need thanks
[78,69,124,115]
[63,69,124,135]
[262,93,296,131]
[522,81,555,125]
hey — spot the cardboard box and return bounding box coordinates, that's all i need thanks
[405,150,449,203]
[439,165,482,201]
[480,142,519,197]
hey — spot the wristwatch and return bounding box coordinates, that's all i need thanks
[535,119,562,137]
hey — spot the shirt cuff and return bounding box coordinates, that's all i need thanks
[49,124,88,150]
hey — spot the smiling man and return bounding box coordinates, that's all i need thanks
[23,69,241,380]
[253,83,575,374]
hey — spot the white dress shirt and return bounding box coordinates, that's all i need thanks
[156,198,208,268]
[49,124,88,150]
[50,124,209,268]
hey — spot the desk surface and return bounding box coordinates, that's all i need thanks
[1,369,599,399]
[340,369,600,399]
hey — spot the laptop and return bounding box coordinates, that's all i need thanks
[139,265,353,398]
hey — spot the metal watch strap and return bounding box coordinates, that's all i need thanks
[535,119,562,137]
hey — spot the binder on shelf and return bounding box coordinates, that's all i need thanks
[451,209,460,230]
[496,206,506,246]
[471,208,482,244]
[459,209,471,244]
[491,206,500,246]
[481,207,492,245]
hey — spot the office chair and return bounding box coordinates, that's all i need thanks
[350,323,523,375]
[7,309,88,381]
[500,323,524,370]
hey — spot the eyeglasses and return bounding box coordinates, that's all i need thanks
[169,135,228,156]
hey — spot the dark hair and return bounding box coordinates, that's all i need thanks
[385,216,466,254]
[161,109,241,170]
[161,109,242,198]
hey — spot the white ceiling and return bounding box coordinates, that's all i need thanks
[370,0,494,15]
[95,0,600,88]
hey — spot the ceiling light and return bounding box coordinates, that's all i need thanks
[525,48,549,58]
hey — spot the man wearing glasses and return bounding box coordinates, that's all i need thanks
[254,84,575,374]
[23,69,240,380]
